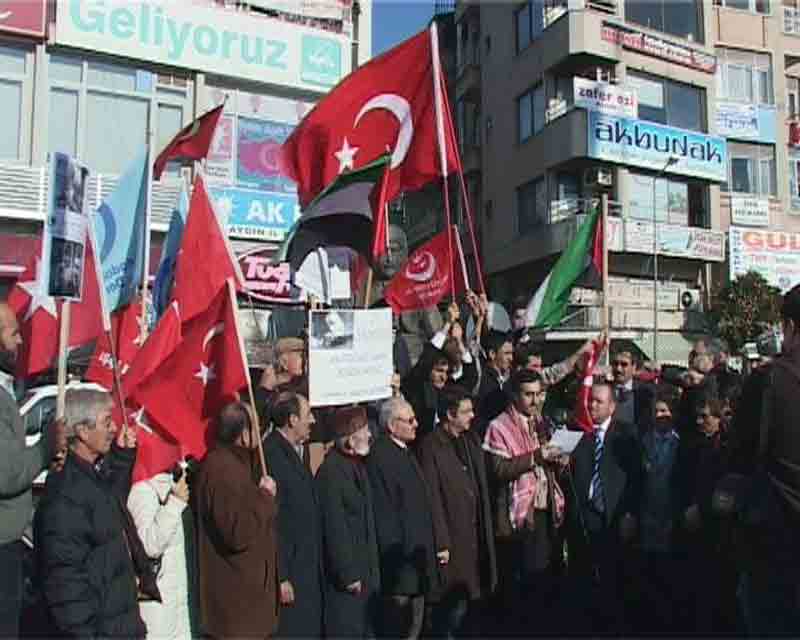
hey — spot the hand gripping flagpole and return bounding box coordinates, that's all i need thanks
[430,22,456,301]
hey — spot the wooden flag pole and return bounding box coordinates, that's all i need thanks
[364,268,374,308]
[601,193,610,367]
[227,278,269,479]
[56,301,71,419]
[139,141,154,345]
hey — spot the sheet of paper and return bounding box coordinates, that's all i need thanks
[549,429,585,455]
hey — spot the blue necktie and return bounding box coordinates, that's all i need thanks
[590,430,606,514]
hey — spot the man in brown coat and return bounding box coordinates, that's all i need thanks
[418,385,497,637]
[195,402,280,638]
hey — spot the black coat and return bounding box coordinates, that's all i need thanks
[365,437,439,596]
[34,447,145,638]
[316,448,380,638]
[417,428,497,601]
[614,380,655,436]
[264,431,324,638]
[475,366,509,437]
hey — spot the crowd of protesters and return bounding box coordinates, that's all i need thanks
[1,281,799,639]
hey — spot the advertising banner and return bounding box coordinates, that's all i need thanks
[587,112,727,182]
[206,115,236,184]
[55,0,349,92]
[601,22,716,73]
[43,152,90,301]
[308,308,393,407]
[237,251,305,303]
[573,77,638,118]
[237,118,296,193]
[210,187,299,241]
[729,227,800,292]
[730,196,769,228]
[624,220,725,262]
[716,102,759,139]
[0,0,46,37]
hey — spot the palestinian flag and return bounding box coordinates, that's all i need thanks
[524,206,603,329]
[276,155,391,270]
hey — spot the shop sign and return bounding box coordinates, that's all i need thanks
[729,227,800,292]
[716,102,759,139]
[574,77,638,118]
[624,220,725,262]
[730,196,769,228]
[0,0,46,37]
[601,22,716,73]
[210,187,300,241]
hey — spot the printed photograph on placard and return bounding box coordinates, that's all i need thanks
[310,310,355,351]
[53,153,88,219]
[236,117,296,193]
[48,238,84,300]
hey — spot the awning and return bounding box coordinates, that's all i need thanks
[633,332,700,367]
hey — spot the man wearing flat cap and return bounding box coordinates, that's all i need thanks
[316,406,381,638]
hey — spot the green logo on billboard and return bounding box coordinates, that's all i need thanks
[301,35,342,87]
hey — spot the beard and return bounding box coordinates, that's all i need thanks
[0,347,17,376]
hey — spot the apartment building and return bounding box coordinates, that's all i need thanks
[452,0,800,361]
[0,0,370,296]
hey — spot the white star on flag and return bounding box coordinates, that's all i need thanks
[133,315,148,346]
[195,362,216,386]
[334,137,359,173]
[129,407,152,434]
[18,258,57,321]
[98,352,114,370]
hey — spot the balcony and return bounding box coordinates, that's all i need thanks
[535,7,620,75]
[455,0,479,24]
[517,107,589,174]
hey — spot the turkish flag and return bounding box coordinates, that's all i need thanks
[8,252,59,378]
[85,300,144,391]
[573,336,607,434]
[384,226,467,314]
[172,175,244,324]
[122,302,182,398]
[153,104,224,180]
[281,27,459,209]
[126,405,183,484]
[128,285,247,458]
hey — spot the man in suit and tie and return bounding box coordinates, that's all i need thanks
[264,392,324,638]
[610,349,655,435]
[566,381,643,633]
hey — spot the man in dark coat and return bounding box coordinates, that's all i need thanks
[418,385,497,637]
[401,346,455,443]
[195,402,280,639]
[567,381,643,634]
[475,331,514,435]
[264,392,324,638]
[366,398,439,638]
[610,349,655,435]
[35,389,145,638]
[317,406,381,638]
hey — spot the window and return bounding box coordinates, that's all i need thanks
[723,142,776,196]
[789,154,800,209]
[457,99,481,149]
[628,172,709,227]
[517,85,545,142]
[515,0,544,53]
[717,48,774,105]
[48,53,191,175]
[517,177,547,233]
[713,0,770,14]
[628,72,705,131]
[787,77,799,118]
[0,44,33,162]
[625,0,703,43]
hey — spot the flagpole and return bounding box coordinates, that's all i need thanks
[430,23,456,301]
[140,141,154,344]
[226,278,269,480]
[601,194,610,367]
[454,225,471,291]
[56,301,71,419]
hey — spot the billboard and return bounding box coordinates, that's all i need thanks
[210,187,299,241]
[573,77,638,118]
[729,227,800,292]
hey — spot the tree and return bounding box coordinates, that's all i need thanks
[710,272,782,353]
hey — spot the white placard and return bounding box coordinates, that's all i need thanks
[573,77,638,118]
[730,197,769,228]
[550,429,584,455]
[308,309,393,407]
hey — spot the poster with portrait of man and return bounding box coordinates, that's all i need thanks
[43,152,90,300]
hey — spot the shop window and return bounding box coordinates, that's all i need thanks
[517,176,547,233]
[628,71,705,132]
[717,48,774,105]
[625,0,703,43]
[723,142,776,196]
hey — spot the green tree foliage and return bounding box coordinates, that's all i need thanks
[711,272,782,353]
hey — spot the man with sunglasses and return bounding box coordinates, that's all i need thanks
[610,349,655,436]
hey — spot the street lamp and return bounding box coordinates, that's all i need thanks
[653,156,678,366]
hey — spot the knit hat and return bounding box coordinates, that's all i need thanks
[331,406,368,439]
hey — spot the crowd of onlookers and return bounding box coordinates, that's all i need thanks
[1,282,799,639]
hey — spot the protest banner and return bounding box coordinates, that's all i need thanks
[308,308,393,407]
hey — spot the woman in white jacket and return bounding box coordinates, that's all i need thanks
[127,470,195,639]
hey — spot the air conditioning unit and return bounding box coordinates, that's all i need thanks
[584,167,613,187]
[680,289,702,311]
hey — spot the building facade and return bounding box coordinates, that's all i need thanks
[453,0,800,362]
[0,0,370,296]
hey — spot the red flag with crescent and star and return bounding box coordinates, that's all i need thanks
[384,226,467,314]
[574,335,608,434]
[85,299,145,391]
[128,284,247,458]
[153,104,224,180]
[280,28,459,209]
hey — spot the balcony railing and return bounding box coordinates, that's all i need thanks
[543,0,617,29]
[548,197,622,224]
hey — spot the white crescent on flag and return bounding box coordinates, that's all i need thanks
[354,94,414,169]
[202,323,225,352]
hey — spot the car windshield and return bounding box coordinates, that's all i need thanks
[21,391,38,407]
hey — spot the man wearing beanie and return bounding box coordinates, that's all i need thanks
[316,406,381,638]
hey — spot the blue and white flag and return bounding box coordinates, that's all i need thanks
[152,184,189,320]
[91,147,149,313]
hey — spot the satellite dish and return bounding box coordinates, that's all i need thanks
[466,301,511,341]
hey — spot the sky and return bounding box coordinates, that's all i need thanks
[372,0,435,55]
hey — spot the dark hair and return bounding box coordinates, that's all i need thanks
[511,296,527,314]
[591,380,616,400]
[514,342,542,369]
[217,402,251,445]
[654,384,679,415]
[272,392,302,429]
[611,348,641,368]
[696,392,723,419]
[430,348,452,370]
[782,284,800,325]
[510,369,543,395]
[483,329,512,357]
[441,338,463,370]
[438,385,472,419]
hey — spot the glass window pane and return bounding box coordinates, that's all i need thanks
[731,157,754,193]
[628,173,655,220]
[517,5,531,52]
[757,69,773,104]
[755,0,769,12]
[0,45,26,75]
[86,92,148,173]
[531,0,544,39]
[49,89,79,158]
[728,65,753,101]
[535,178,547,223]
[0,80,21,159]
[49,54,82,83]
[533,85,545,134]
[157,104,183,176]
[726,0,749,9]
[667,81,703,131]
[760,158,776,195]
[668,180,689,225]
[519,93,532,141]
[626,0,664,32]
[629,74,664,108]
[663,0,700,42]
[87,61,138,92]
